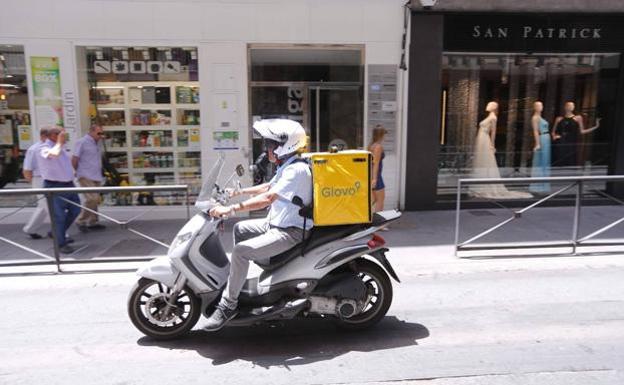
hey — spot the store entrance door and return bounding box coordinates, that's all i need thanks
[308,86,363,153]
[250,83,363,183]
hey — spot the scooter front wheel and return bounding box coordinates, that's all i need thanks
[128,278,201,340]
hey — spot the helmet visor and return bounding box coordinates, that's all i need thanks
[262,139,281,154]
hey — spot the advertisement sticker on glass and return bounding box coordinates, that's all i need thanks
[112,60,129,74]
[31,57,64,128]
[18,125,32,150]
[0,119,13,145]
[147,61,162,74]
[189,128,200,150]
[163,61,181,74]
[130,61,146,74]
[93,61,111,74]
[213,131,239,150]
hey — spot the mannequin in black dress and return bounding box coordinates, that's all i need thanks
[552,102,600,167]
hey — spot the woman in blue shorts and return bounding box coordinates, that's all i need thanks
[368,125,387,213]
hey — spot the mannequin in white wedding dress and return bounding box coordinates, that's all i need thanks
[469,101,532,199]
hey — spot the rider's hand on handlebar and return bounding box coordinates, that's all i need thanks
[209,205,233,218]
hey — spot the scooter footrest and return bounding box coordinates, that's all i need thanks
[228,299,309,326]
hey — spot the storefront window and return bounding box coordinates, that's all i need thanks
[0,45,32,206]
[438,52,620,200]
[249,45,364,183]
[76,46,200,205]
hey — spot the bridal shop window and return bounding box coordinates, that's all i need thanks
[437,52,621,199]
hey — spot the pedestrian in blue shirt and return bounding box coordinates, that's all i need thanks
[72,124,106,232]
[39,127,80,254]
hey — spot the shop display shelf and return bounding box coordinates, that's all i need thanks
[89,81,202,205]
[131,168,177,173]
[129,146,174,152]
[174,104,200,109]
[96,105,126,110]
[129,104,174,110]
[129,125,173,130]
[175,147,202,152]
[177,167,201,173]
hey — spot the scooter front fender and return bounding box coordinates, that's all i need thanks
[136,256,179,288]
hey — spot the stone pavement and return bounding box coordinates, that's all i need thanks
[2,206,624,385]
[1,204,623,270]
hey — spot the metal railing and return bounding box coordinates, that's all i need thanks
[0,184,190,272]
[454,175,624,257]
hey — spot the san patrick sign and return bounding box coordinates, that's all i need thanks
[444,14,624,52]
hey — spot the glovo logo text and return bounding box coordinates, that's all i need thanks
[321,181,361,198]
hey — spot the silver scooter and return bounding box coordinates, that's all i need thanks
[128,153,401,339]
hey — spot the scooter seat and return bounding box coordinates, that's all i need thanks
[256,211,398,271]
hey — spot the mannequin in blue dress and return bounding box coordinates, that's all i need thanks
[530,101,552,193]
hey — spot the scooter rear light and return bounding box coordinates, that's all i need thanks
[367,234,386,248]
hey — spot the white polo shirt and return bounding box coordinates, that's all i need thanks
[39,139,74,182]
[23,141,44,177]
[267,156,313,230]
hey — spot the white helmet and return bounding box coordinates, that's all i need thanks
[253,119,307,160]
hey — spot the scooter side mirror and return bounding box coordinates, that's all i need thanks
[236,164,245,177]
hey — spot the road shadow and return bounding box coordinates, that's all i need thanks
[137,316,429,368]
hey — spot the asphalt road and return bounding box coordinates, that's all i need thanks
[2,256,624,385]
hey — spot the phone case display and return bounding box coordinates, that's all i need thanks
[89,82,202,205]
[107,152,128,170]
[130,109,172,126]
[177,128,200,149]
[177,151,201,168]
[91,87,124,105]
[140,87,155,104]
[131,130,173,148]
[177,109,200,125]
[176,86,200,104]
[132,152,175,169]
[96,109,126,126]
[103,131,128,148]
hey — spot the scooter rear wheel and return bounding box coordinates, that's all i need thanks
[128,278,201,339]
[334,259,393,330]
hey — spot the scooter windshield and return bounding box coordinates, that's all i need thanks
[196,151,225,202]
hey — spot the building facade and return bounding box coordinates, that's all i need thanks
[4,0,624,212]
[406,0,624,209]
[0,0,407,210]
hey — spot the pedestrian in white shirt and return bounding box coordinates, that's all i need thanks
[22,127,49,239]
[40,127,81,254]
[72,124,106,232]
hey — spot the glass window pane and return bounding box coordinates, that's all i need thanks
[438,52,621,201]
[250,48,362,82]
[0,44,33,207]
[76,46,200,205]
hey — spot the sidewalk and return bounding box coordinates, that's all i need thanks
[1,205,623,270]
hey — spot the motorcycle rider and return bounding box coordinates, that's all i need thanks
[201,119,313,331]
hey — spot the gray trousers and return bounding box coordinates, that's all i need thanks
[221,218,304,309]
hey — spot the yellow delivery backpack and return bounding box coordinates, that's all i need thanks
[303,150,372,226]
